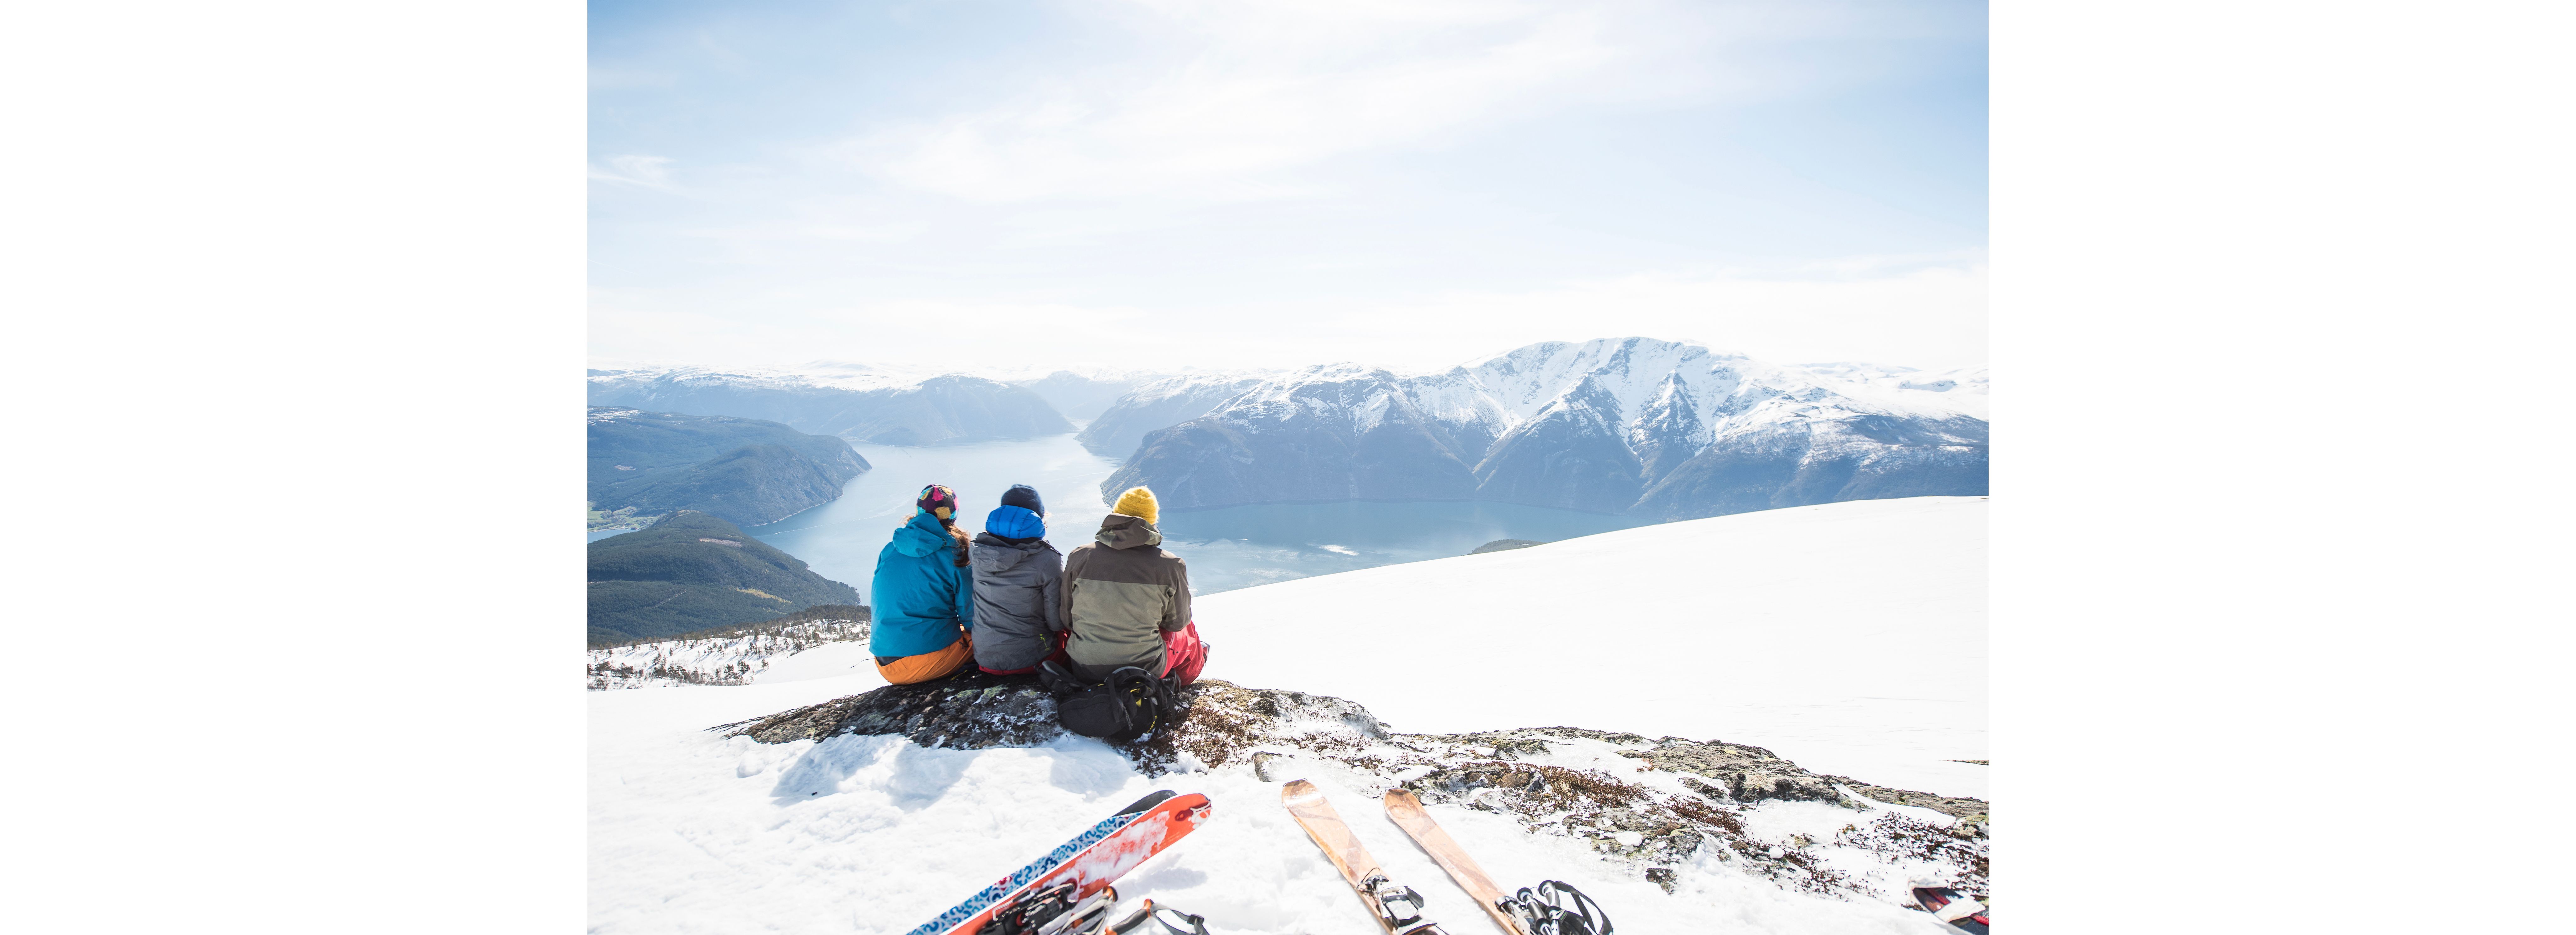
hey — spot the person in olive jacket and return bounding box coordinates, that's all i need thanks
[967,484,1065,675]
[1058,486,1209,685]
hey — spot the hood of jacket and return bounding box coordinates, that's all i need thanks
[970,531,1055,573]
[891,511,956,558]
[1095,513,1163,550]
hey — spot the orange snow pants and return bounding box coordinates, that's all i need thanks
[876,632,973,685]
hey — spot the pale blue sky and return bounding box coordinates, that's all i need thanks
[590,0,1987,371]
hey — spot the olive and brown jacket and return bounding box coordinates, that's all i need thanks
[1059,513,1191,680]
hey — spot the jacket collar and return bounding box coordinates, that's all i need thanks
[892,510,953,557]
[1095,513,1163,550]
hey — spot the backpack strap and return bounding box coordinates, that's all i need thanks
[1038,659,1088,696]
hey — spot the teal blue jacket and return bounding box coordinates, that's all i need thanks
[868,511,975,657]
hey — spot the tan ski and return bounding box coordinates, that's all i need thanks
[1280,780,1449,935]
[1381,790,1530,935]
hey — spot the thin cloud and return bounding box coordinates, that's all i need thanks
[836,0,1798,203]
[588,154,678,191]
[588,261,1986,373]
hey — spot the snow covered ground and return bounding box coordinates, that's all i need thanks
[590,615,873,690]
[593,675,1968,935]
[591,496,1985,932]
[1197,496,1986,799]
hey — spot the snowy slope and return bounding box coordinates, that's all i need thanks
[1196,496,1986,798]
[591,496,1987,934]
[590,615,871,689]
[593,676,1975,935]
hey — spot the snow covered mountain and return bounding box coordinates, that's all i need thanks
[1007,367,1172,421]
[589,496,1989,934]
[1074,371,1285,459]
[588,364,1075,445]
[1091,338,1987,517]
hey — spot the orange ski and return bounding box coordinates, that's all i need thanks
[1280,780,1448,935]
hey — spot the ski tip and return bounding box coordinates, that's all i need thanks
[1117,790,1179,816]
[1280,779,1321,804]
[1383,789,1421,808]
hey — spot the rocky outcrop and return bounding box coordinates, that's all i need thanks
[720,674,1987,903]
[728,669,1066,749]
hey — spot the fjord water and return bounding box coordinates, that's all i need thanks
[715,432,1642,602]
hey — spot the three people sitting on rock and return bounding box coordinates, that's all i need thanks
[867,482,1211,688]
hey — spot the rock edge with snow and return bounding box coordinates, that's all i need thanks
[720,675,1988,904]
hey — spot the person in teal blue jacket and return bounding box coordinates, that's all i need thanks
[869,484,977,684]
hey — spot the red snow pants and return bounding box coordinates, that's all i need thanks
[1158,621,1209,687]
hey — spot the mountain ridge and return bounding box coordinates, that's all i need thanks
[1087,338,1986,517]
[589,367,1073,445]
[588,407,869,528]
[588,511,863,645]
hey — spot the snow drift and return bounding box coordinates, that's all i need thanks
[1196,496,1987,798]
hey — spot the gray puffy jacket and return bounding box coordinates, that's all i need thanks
[968,533,1065,673]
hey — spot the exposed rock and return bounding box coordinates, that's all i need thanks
[1645,867,1677,894]
[719,676,1987,905]
[1470,539,1546,554]
[1619,739,1850,806]
[721,669,1062,748]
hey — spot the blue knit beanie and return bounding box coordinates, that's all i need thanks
[1001,484,1045,516]
[985,504,1045,540]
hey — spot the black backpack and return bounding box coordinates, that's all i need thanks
[1044,662,1170,741]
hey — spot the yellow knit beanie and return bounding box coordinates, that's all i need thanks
[1112,487,1159,525]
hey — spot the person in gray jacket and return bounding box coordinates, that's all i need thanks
[967,484,1066,675]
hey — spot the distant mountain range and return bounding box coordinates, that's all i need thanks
[588,407,869,528]
[588,511,862,644]
[1091,338,1987,520]
[586,338,1986,522]
[589,365,1073,445]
